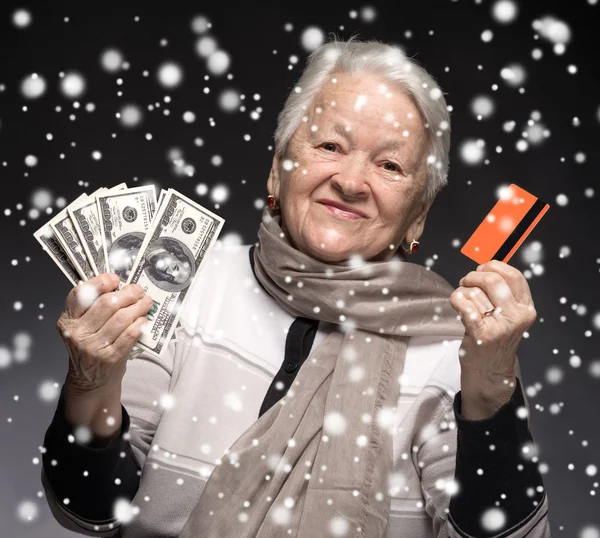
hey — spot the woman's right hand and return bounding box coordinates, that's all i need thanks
[57,272,154,395]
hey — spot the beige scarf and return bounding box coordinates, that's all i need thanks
[178,206,465,537]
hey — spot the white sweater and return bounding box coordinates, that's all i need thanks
[41,242,551,537]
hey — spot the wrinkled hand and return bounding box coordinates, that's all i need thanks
[450,260,537,402]
[57,273,154,394]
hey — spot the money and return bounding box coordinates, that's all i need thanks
[97,185,157,289]
[125,189,224,358]
[69,184,127,276]
[33,183,225,356]
[68,189,107,275]
[157,188,167,212]
[33,222,83,286]
[48,193,95,281]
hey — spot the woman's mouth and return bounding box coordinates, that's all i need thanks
[320,203,363,220]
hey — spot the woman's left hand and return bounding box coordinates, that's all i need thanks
[450,260,538,405]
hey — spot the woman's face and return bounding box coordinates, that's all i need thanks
[267,71,439,264]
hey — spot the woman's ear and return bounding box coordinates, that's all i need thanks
[266,153,281,198]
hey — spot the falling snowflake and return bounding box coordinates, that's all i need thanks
[323,411,348,435]
[157,62,184,88]
[207,50,230,76]
[16,500,38,523]
[191,15,211,35]
[210,184,229,204]
[471,95,495,119]
[195,36,218,58]
[301,26,325,52]
[491,0,519,24]
[532,16,572,46]
[60,72,87,98]
[500,63,527,87]
[0,347,11,369]
[38,380,60,402]
[329,515,350,536]
[218,89,241,112]
[459,139,486,165]
[101,48,125,72]
[113,498,140,524]
[30,188,53,210]
[119,104,143,127]
[12,9,33,29]
[481,507,507,532]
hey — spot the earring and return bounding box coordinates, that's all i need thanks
[402,239,419,255]
[267,194,279,210]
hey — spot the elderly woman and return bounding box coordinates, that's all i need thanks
[41,39,551,537]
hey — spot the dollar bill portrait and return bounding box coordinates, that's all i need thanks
[142,236,196,292]
[107,231,145,282]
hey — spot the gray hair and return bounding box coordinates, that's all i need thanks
[273,35,451,205]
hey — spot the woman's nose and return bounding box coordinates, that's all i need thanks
[330,158,370,197]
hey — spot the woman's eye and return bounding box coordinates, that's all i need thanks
[383,162,400,173]
[322,142,337,152]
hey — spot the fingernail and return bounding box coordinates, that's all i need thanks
[110,273,120,281]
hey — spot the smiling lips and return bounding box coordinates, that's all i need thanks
[318,200,366,220]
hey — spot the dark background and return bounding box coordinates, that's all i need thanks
[1,1,599,536]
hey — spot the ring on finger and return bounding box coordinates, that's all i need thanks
[468,287,496,318]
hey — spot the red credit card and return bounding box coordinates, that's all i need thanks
[460,184,550,265]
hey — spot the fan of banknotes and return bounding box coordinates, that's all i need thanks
[33,183,225,358]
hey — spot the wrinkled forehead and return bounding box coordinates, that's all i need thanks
[307,73,423,132]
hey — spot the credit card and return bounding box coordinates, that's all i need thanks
[460,184,550,265]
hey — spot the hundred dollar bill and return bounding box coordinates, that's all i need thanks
[48,193,95,281]
[68,188,108,275]
[157,188,167,212]
[33,217,83,287]
[125,189,224,358]
[97,185,157,289]
[147,187,188,346]
[126,186,181,360]
[69,184,128,276]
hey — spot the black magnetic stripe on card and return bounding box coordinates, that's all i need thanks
[492,198,547,261]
